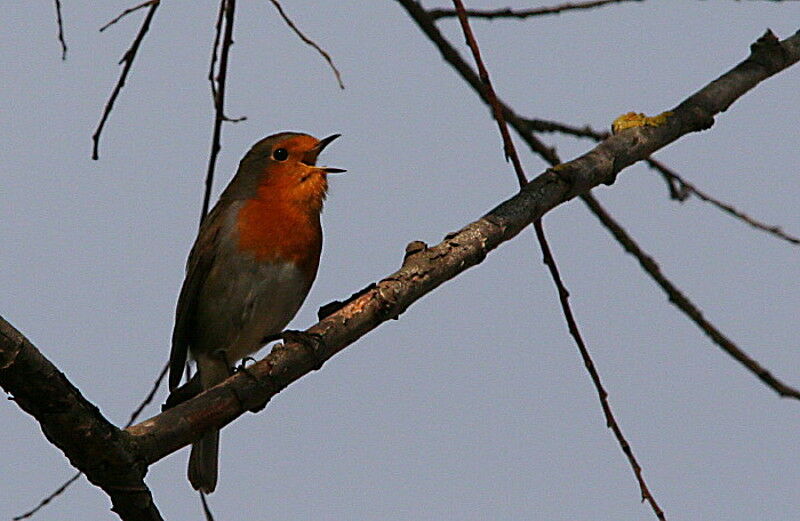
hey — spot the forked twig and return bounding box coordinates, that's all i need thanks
[92,0,160,160]
[449,1,665,518]
[100,0,158,32]
[268,0,345,89]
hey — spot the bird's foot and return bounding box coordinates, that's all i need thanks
[264,330,327,371]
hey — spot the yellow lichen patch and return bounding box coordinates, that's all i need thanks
[611,111,673,134]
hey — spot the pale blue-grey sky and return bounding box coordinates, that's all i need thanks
[1,1,799,520]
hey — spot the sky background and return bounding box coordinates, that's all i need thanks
[1,1,799,520]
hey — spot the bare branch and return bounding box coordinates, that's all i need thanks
[267,0,345,89]
[53,0,67,60]
[396,0,800,398]
[92,0,160,160]
[533,219,665,516]
[581,193,800,399]
[0,317,164,521]
[127,28,800,464]
[429,0,642,20]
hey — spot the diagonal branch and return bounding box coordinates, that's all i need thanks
[429,0,642,20]
[396,0,800,397]
[0,317,164,521]
[126,27,800,464]
[581,193,800,399]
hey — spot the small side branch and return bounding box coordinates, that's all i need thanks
[92,0,160,160]
[429,0,642,20]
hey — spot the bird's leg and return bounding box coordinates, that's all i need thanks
[212,348,236,376]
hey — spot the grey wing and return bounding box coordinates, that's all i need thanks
[168,203,230,391]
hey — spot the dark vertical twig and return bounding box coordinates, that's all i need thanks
[449,1,666,518]
[92,1,160,160]
[53,0,67,60]
[201,0,239,223]
[268,0,345,89]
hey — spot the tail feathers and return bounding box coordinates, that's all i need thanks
[188,429,220,494]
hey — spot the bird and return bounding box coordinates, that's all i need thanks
[168,132,344,493]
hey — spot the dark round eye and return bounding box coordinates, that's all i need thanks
[272,148,289,161]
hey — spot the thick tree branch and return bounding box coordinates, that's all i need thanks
[126,27,800,462]
[0,317,163,521]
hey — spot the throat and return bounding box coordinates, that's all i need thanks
[236,198,323,277]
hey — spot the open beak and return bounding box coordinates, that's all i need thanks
[304,133,346,174]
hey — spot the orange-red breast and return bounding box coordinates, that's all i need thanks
[168,132,344,493]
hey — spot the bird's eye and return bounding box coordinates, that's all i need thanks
[272,148,289,161]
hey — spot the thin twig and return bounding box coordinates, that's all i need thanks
[92,0,160,160]
[654,161,800,245]
[53,0,67,60]
[201,0,239,223]
[524,116,800,245]
[12,472,82,521]
[451,1,526,183]
[99,0,158,32]
[450,1,666,517]
[430,0,642,20]
[533,219,666,517]
[267,0,345,89]
[582,193,800,399]
[125,361,170,428]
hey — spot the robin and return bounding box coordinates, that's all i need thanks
[168,132,344,493]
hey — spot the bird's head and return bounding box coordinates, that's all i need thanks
[225,132,345,213]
